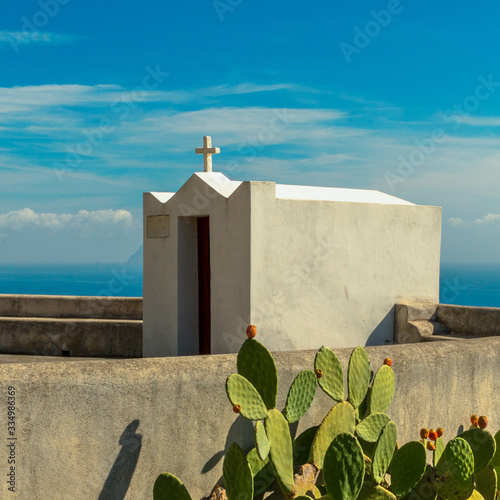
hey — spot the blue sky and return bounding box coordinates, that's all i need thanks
[1,0,500,263]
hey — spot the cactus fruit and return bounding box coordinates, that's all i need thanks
[356,413,391,442]
[383,357,392,367]
[479,416,489,429]
[436,437,475,486]
[427,441,436,451]
[246,448,275,497]
[255,420,270,461]
[293,426,318,466]
[310,401,356,469]
[475,466,497,500]
[358,482,397,500]
[233,404,241,413]
[265,408,295,496]
[367,365,395,416]
[433,436,445,467]
[323,432,365,500]
[223,443,253,500]
[315,368,323,378]
[237,338,278,410]
[420,428,429,440]
[153,473,192,500]
[471,415,480,427]
[436,427,443,438]
[225,374,269,421]
[283,370,317,424]
[348,346,371,409]
[428,429,438,442]
[459,427,496,473]
[314,346,344,402]
[390,441,427,498]
[372,420,397,484]
[246,324,257,339]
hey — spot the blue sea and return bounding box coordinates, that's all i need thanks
[0,263,499,306]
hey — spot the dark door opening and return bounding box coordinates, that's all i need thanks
[197,217,211,355]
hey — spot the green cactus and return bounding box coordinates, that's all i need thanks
[323,432,365,500]
[436,437,475,487]
[284,369,317,423]
[434,436,445,467]
[367,365,395,416]
[358,483,398,500]
[315,346,344,401]
[372,420,397,484]
[293,426,318,466]
[390,441,427,498]
[223,443,253,500]
[246,448,275,497]
[431,474,474,500]
[225,373,269,420]
[309,401,356,468]
[400,465,436,500]
[469,491,487,500]
[490,430,500,467]
[459,428,496,473]
[237,338,278,409]
[356,413,391,442]
[265,408,295,496]
[295,496,314,500]
[255,420,270,461]
[348,346,371,409]
[153,473,192,500]
[475,466,497,500]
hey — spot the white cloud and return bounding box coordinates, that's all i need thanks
[448,217,464,227]
[0,208,133,231]
[0,31,80,48]
[474,213,500,225]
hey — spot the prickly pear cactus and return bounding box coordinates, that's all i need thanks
[367,364,395,415]
[348,346,371,409]
[293,426,318,465]
[390,441,427,498]
[283,369,317,423]
[255,420,270,461]
[237,338,278,409]
[246,448,275,497]
[433,436,445,467]
[372,420,397,484]
[356,413,391,442]
[225,373,269,420]
[323,432,365,500]
[358,482,397,500]
[223,443,253,500]
[265,408,295,496]
[436,436,475,488]
[315,346,344,401]
[459,427,496,473]
[309,401,356,468]
[153,473,192,500]
[475,466,497,500]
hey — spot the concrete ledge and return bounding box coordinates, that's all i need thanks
[0,294,143,320]
[0,338,498,499]
[437,304,500,336]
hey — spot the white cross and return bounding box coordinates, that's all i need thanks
[195,136,220,172]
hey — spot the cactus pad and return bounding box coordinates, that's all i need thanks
[265,408,295,495]
[310,401,356,469]
[314,346,344,401]
[390,441,427,498]
[323,432,365,500]
[237,338,278,409]
[284,370,317,423]
[437,437,474,486]
[246,448,275,497]
[431,474,474,500]
[226,374,269,421]
[255,420,270,461]
[490,430,500,467]
[433,436,445,467]
[469,491,486,500]
[358,483,397,500]
[372,420,397,484]
[223,443,253,500]
[348,346,371,409]
[459,428,496,473]
[475,466,497,500]
[356,413,390,442]
[367,365,395,415]
[293,426,318,466]
[153,473,192,500]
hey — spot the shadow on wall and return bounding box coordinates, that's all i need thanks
[98,419,142,500]
[365,306,395,346]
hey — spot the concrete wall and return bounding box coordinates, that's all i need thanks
[0,338,498,499]
[250,183,441,350]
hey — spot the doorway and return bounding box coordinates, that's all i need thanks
[197,217,211,355]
